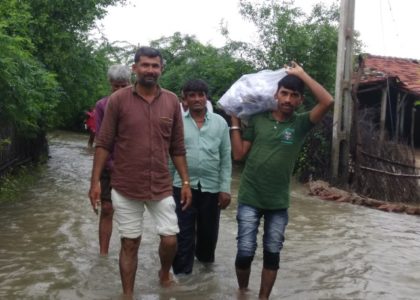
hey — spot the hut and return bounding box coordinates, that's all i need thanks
[350,54,420,204]
[356,54,420,147]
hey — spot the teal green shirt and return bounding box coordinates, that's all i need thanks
[172,111,232,193]
[238,111,314,209]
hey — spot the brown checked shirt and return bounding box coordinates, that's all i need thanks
[95,84,185,201]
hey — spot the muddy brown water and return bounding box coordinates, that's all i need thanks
[0,131,419,299]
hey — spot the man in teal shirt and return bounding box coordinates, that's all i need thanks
[172,79,232,275]
[230,62,334,299]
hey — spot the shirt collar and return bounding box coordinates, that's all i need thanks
[185,109,210,120]
[131,82,162,98]
[268,111,296,122]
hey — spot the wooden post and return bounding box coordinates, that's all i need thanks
[411,106,416,149]
[379,87,387,142]
[331,0,356,184]
[399,93,408,141]
[395,92,401,142]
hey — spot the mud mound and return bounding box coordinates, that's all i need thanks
[308,180,420,215]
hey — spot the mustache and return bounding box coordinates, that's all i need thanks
[143,74,158,79]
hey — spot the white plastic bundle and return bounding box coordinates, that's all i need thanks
[218,68,287,119]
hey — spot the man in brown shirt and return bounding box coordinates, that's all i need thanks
[89,47,192,298]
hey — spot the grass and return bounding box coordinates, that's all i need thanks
[0,164,41,203]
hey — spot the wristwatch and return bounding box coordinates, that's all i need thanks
[182,181,190,186]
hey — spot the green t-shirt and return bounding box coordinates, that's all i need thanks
[238,111,314,209]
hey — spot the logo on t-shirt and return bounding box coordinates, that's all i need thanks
[279,128,294,144]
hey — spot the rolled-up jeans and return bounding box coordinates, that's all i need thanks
[236,203,288,268]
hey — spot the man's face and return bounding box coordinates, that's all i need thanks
[276,86,302,115]
[110,80,130,93]
[132,56,162,87]
[184,90,207,113]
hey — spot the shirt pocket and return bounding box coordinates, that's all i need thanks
[159,117,173,138]
[204,136,221,155]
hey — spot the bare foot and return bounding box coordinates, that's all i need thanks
[158,270,176,287]
[119,293,134,300]
[237,288,250,300]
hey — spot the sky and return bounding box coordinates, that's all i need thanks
[94,0,420,60]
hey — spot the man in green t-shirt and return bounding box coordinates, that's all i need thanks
[230,61,334,299]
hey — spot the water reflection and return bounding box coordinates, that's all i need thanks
[0,131,419,299]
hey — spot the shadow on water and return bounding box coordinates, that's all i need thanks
[0,131,419,299]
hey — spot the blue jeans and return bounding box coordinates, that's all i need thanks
[236,203,288,260]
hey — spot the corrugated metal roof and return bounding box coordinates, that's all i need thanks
[359,54,420,97]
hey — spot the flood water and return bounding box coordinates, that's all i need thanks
[0,131,419,300]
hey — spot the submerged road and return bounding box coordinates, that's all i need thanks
[0,131,419,299]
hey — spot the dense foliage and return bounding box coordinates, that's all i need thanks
[224,0,346,181]
[1,0,356,182]
[0,0,127,134]
[151,33,256,102]
[0,0,59,137]
[224,0,340,96]
[27,0,130,129]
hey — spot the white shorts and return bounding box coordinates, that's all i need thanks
[111,189,179,239]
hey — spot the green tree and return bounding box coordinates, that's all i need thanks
[0,0,59,137]
[151,32,256,102]
[0,0,133,180]
[228,0,340,94]
[1,0,130,132]
[24,0,127,129]
[224,0,348,181]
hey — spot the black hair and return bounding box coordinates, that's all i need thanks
[182,79,209,95]
[134,47,163,64]
[277,75,305,95]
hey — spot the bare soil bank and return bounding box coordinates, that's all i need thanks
[308,180,420,216]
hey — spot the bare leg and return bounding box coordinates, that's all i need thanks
[119,237,141,297]
[88,131,95,147]
[236,267,251,292]
[258,268,277,300]
[158,235,177,286]
[99,201,114,255]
